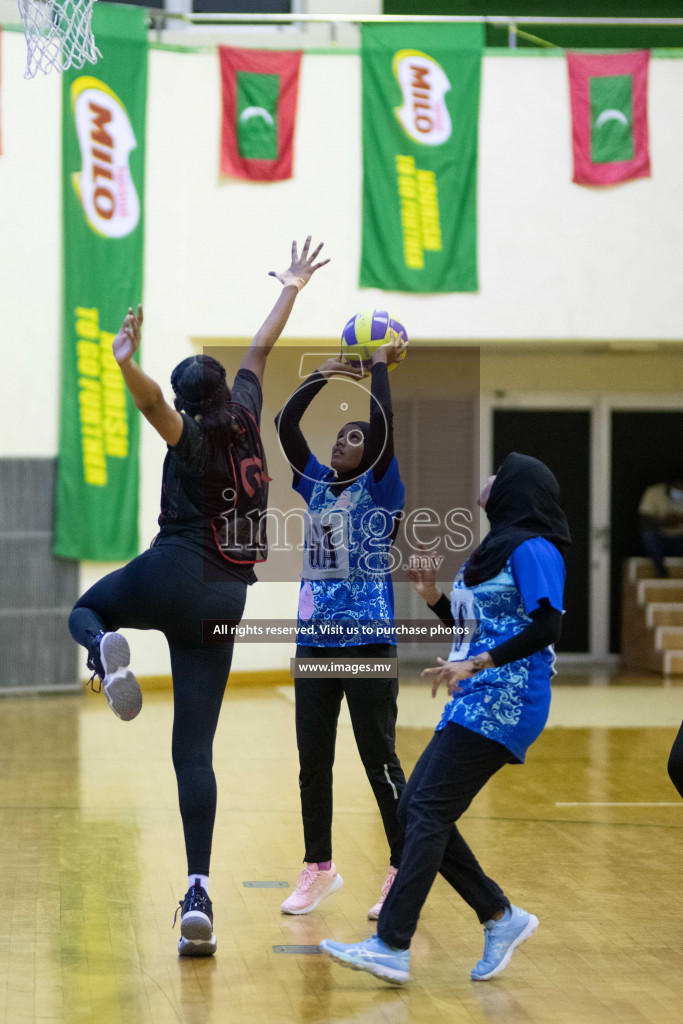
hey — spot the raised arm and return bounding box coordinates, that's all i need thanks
[275,357,364,479]
[274,371,327,479]
[240,236,330,385]
[366,334,408,482]
[407,552,454,625]
[113,305,184,446]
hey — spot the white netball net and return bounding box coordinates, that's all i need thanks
[17,0,101,79]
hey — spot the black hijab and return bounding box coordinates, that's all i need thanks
[330,420,373,495]
[463,452,571,587]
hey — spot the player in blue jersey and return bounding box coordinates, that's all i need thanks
[320,453,571,984]
[275,337,408,920]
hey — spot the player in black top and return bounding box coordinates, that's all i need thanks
[68,237,329,957]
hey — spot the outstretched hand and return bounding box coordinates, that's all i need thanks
[406,543,438,595]
[269,236,330,290]
[406,541,441,605]
[113,304,143,366]
[372,331,409,366]
[421,657,473,698]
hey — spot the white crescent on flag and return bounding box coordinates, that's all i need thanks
[595,109,629,129]
[240,106,275,126]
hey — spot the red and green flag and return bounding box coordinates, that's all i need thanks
[218,46,302,181]
[567,50,651,186]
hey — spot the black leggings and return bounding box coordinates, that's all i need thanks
[294,644,406,866]
[377,723,511,950]
[69,543,247,876]
[668,720,683,798]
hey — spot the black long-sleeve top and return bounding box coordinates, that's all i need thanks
[427,593,562,668]
[274,362,395,484]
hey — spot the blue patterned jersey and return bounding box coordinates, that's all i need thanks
[436,537,565,762]
[293,452,405,646]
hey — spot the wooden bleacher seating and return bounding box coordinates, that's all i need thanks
[621,557,683,675]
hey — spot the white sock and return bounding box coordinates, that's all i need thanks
[188,873,210,894]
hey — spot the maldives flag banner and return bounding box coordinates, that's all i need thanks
[360,23,483,293]
[567,51,651,186]
[218,46,303,181]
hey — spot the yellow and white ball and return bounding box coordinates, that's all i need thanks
[340,309,408,371]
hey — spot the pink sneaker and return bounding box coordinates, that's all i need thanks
[367,866,398,920]
[281,863,343,915]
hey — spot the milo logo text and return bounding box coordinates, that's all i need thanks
[392,49,452,146]
[71,77,140,238]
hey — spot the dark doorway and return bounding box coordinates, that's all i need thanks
[610,410,683,653]
[493,409,591,653]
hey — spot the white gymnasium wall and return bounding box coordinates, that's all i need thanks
[0,33,62,457]
[1,28,682,675]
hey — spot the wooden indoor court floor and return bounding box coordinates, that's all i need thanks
[1,671,682,1024]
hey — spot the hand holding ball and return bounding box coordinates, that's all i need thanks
[340,310,408,372]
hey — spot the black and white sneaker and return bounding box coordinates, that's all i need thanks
[87,631,142,722]
[175,880,217,957]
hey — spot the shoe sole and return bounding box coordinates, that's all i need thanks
[471,915,539,981]
[178,910,216,957]
[104,669,143,721]
[281,873,343,915]
[319,941,409,986]
[99,633,142,721]
[178,935,217,957]
[100,632,130,675]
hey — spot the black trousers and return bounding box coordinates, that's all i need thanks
[377,722,512,950]
[294,644,406,866]
[668,720,683,798]
[68,543,247,876]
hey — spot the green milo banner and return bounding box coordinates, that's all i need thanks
[55,6,148,560]
[360,23,483,293]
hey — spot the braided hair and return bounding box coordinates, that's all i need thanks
[170,355,241,451]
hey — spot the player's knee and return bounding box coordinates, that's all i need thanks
[298,757,333,780]
[172,748,213,774]
[297,740,335,769]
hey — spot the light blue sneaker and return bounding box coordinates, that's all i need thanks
[319,934,410,985]
[470,905,538,981]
